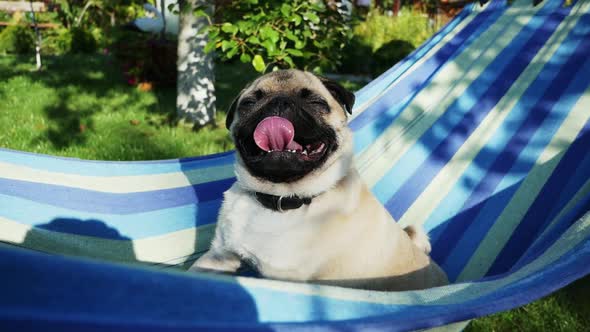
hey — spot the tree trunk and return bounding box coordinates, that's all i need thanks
[176,0,216,128]
[159,0,166,40]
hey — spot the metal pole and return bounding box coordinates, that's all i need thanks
[29,0,42,70]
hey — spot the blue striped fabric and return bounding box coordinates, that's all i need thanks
[1,0,590,330]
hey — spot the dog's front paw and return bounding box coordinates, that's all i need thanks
[404,225,432,254]
[190,251,242,273]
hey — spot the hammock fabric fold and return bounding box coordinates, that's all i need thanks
[1,0,590,330]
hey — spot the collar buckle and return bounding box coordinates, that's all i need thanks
[277,195,285,213]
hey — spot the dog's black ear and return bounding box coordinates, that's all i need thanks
[226,82,254,130]
[225,95,239,130]
[318,76,355,115]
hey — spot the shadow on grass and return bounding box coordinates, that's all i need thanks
[0,54,244,160]
[1,55,147,150]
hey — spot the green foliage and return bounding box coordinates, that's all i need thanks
[340,8,434,76]
[43,27,98,54]
[70,26,98,53]
[0,11,11,22]
[201,0,353,73]
[0,25,35,55]
[43,28,72,54]
[54,0,143,30]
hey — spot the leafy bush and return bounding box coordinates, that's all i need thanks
[340,8,435,76]
[43,27,98,54]
[0,24,35,54]
[43,28,72,54]
[0,11,11,22]
[199,0,353,73]
[70,26,98,53]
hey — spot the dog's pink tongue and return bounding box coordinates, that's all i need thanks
[253,116,302,152]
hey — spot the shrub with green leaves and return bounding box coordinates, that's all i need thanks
[0,24,35,55]
[43,27,98,54]
[70,27,98,53]
[198,0,353,73]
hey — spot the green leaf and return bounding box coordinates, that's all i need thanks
[240,53,252,63]
[259,26,271,39]
[290,14,302,26]
[313,40,327,49]
[303,12,320,24]
[209,27,219,39]
[269,30,280,43]
[221,40,238,51]
[285,31,299,42]
[221,23,238,34]
[197,25,209,35]
[302,51,315,58]
[311,2,326,12]
[280,4,291,16]
[260,26,279,43]
[283,55,295,68]
[221,40,231,51]
[294,39,305,49]
[246,36,261,44]
[236,20,255,34]
[261,40,277,55]
[204,40,216,53]
[286,48,303,57]
[194,9,208,18]
[252,55,265,72]
[226,46,239,59]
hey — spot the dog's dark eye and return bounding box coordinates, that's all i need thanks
[310,99,329,110]
[254,89,265,100]
[240,98,256,108]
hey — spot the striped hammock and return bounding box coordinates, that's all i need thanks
[1,0,590,330]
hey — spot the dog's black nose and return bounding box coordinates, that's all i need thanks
[264,96,296,116]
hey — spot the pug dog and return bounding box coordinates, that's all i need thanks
[190,69,448,291]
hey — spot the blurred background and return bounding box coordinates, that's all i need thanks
[0,0,464,160]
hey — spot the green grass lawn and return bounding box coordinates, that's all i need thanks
[1,54,589,331]
[466,275,590,332]
[0,54,249,160]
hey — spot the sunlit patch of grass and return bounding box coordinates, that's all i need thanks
[466,276,590,331]
[0,54,234,160]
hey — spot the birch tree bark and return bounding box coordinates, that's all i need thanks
[176,0,216,128]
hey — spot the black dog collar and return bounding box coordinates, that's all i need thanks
[254,192,313,213]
